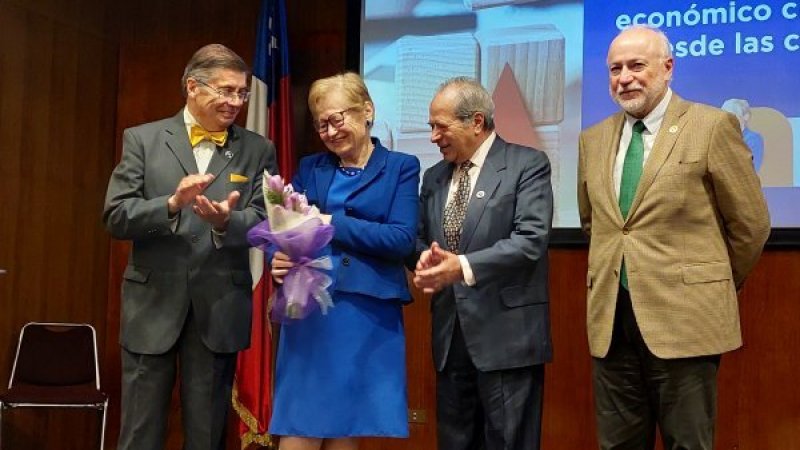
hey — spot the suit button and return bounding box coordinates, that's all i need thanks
[191,235,200,243]
[342,257,350,266]
[622,227,630,235]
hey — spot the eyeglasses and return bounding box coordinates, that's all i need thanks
[195,79,251,103]
[314,108,357,134]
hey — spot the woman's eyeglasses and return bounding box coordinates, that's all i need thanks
[315,108,357,134]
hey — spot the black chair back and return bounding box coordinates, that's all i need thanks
[13,324,96,386]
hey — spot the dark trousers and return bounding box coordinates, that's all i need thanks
[593,288,721,450]
[437,318,544,450]
[118,307,237,450]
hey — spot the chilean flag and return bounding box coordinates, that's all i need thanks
[234,0,294,447]
[247,0,295,176]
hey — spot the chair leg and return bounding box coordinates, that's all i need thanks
[0,401,4,450]
[99,402,108,450]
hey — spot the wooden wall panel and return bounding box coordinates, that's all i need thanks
[541,249,596,448]
[730,250,800,449]
[0,0,118,448]
[284,1,350,162]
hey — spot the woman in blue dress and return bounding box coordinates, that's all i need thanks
[268,72,420,450]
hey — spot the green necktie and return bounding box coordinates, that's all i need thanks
[619,120,646,290]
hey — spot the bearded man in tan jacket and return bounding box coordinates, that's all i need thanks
[578,25,770,449]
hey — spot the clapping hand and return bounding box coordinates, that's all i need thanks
[413,242,464,294]
[194,191,240,231]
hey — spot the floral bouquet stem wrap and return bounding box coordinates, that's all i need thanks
[247,172,335,323]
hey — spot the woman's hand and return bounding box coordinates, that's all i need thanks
[270,251,294,284]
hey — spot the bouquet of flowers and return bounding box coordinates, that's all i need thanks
[247,172,335,323]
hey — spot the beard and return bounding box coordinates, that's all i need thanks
[611,77,668,117]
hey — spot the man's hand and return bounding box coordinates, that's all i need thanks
[413,242,464,294]
[271,251,294,284]
[193,191,240,231]
[168,174,215,214]
[416,241,443,272]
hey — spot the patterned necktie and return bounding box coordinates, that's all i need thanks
[443,160,474,252]
[619,120,646,289]
[189,124,227,147]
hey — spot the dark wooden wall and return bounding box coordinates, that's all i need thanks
[0,0,118,448]
[1,0,799,449]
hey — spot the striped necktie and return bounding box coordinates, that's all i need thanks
[443,160,474,252]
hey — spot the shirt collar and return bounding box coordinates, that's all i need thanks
[183,107,199,129]
[464,131,495,170]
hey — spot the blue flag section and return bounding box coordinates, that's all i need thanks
[251,0,295,178]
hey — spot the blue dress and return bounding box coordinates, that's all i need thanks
[269,167,409,438]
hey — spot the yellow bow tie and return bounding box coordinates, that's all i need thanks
[189,124,227,147]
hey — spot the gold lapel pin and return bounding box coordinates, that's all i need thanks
[669,125,678,133]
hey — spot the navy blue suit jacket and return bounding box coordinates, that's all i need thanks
[293,139,420,302]
[416,136,553,371]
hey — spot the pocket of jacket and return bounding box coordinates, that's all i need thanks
[500,285,546,308]
[123,265,151,284]
[681,262,732,284]
[226,180,247,192]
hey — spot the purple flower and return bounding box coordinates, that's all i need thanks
[282,193,291,210]
[267,174,284,194]
[296,194,311,214]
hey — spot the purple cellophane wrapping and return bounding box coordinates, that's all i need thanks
[247,217,335,323]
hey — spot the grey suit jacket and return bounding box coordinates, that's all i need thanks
[104,111,278,354]
[416,136,554,372]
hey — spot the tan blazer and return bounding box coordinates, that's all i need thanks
[578,94,770,359]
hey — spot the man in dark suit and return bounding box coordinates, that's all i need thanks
[578,26,769,449]
[103,44,278,450]
[413,77,553,450]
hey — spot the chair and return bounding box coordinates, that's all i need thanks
[0,322,108,449]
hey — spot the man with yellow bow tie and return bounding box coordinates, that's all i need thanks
[103,44,278,450]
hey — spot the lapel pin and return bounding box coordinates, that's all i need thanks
[669,125,678,133]
[224,150,234,159]
[476,190,485,199]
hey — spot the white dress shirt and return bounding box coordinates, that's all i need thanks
[444,132,496,286]
[614,88,673,199]
[170,108,225,247]
[184,108,215,174]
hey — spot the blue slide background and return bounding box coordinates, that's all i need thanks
[362,0,800,227]
[583,0,800,127]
